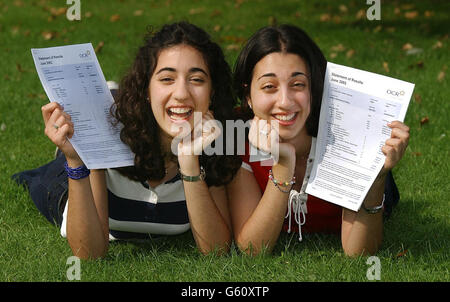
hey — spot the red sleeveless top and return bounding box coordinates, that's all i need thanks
[241,143,342,235]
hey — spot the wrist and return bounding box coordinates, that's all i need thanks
[179,166,206,182]
[64,161,90,180]
[362,194,385,214]
[65,157,84,169]
[178,154,200,175]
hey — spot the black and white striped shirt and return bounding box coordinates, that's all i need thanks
[60,168,190,240]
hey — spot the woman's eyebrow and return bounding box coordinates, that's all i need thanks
[189,67,208,76]
[155,67,208,76]
[155,67,176,74]
[257,71,307,81]
[291,71,307,78]
[257,73,276,81]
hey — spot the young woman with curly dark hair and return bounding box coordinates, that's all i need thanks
[37,22,241,259]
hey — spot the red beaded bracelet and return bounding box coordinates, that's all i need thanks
[268,169,296,193]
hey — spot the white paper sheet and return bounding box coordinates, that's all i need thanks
[305,62,414,211]
[31,43,135,169]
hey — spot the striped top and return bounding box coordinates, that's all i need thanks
[60,168,190,240]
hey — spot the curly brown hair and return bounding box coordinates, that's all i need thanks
[112,22,241,186]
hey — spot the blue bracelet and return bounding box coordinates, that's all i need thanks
[64,161,90,180]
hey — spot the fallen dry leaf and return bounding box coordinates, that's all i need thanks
[16,63,24,73]
[411,152,422,157]
[386,27,396,33]
[133,10,143,16]
[414,94,422,104]
[50,7,67,17]
[13,0,24,7]
[339,5,348,14]
[424,11,434,18]
[402,43,413,50]
[437,71,445,82]
[420,116,429,125]
[95,41,104,53]
[41,31,55,40]
[331,44,345,52]
[210,9,221,18]
[226,44,240,51]
[320,13,331,22]
[409,61,424,69]
[396,249,408,258]
[404,11,419,19]
[401,4,415,10]
[383,62,389,73]
[189,7,205,15]
[235,0,244,9]
[213,25,221,32]
[432,41,443,49]
[110,14,120,22]
[355,9,365,20]
[346,49,355,58]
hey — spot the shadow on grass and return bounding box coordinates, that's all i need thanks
[382,198,450,257]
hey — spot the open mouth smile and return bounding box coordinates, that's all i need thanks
[272,112,298,125]
[167,106,194,121]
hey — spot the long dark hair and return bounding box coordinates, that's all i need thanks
[233,24,327,137]
[113,22,241,186]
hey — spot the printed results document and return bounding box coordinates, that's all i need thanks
[31,43,134,169]
[306,62,414,211]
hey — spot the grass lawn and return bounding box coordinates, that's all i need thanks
[0,0,448,282]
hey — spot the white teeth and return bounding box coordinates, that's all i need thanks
[169,107,192,114]
[274,113,296,121]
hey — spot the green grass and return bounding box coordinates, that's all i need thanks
[0,0,449,282]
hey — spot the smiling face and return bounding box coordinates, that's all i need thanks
[149,44,212,139]
[248,52,311,142]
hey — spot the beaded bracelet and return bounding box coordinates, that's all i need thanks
[268,169,296,193]
[64,161,90,180]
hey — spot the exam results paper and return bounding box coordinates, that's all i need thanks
[31,43,134,169]
[305,62,414,211]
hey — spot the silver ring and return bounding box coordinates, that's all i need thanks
[53,124,59,130]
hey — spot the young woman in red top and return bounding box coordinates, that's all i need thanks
[227,25,410,256]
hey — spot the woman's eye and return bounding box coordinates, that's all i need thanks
[262,84,275,90]
[292,82,306,88]
[191,77,205,83]
[160,77,173,82]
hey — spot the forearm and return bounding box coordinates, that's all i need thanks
[179,157,231,255]
[66,168,108,259]
[183,182,231,255]
[235,163,293,255]
[341,177,385,256]
[236,188,289,255]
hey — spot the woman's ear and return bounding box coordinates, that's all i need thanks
[247,97,252,110]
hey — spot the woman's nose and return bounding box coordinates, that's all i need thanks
[277,86,294,109]
[173,79,190,101]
